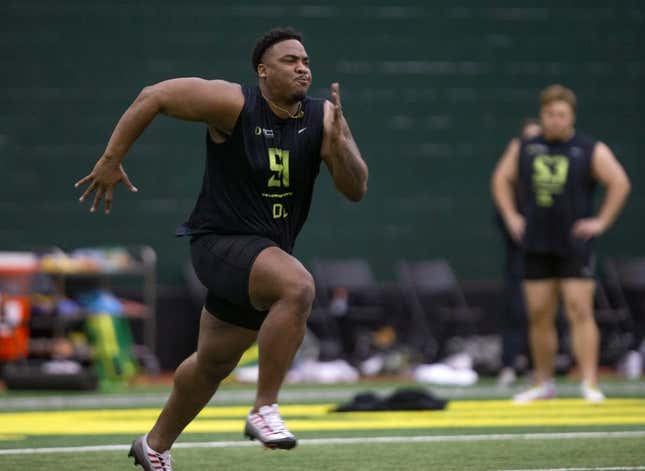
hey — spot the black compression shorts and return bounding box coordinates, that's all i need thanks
[523,251,596,280]
[190,233,277,330]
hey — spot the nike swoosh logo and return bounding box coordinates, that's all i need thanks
[297,127,307,134]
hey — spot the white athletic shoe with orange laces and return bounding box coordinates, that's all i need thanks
[244,403,297,449]
[128,434,173,471]
[513,380,556,403]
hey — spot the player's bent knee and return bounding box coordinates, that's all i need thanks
[283,272,315,311]
[196,358,239,382]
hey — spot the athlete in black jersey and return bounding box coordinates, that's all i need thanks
[75,28,368,469]
[492,84,630,403]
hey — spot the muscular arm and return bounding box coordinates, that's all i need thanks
[76,78,243,212]
[103,78,243,163]
[491,138,524,241]
[590,142,631,229]
[320,84,368,202]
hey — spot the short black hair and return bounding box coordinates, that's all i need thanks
[251,27,303,74]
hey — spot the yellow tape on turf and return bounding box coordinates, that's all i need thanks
[0,399,644,437]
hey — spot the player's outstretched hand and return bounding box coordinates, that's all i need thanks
[75,155,138,214]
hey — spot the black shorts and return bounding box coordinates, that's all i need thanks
[190,233,277,330]
[523,251,596,280]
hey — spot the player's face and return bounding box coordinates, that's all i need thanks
[540,101,575,141]
[260,39,312,102]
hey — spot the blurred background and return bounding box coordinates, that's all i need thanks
[0,1,643,385]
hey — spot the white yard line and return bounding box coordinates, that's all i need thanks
[497,467,645,471]
[0,430,644,455]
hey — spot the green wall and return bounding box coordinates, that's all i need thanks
[1,2,643,283]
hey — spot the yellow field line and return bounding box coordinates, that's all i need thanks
[0,399,643,438]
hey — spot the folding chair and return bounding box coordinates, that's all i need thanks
[396,259,481,362]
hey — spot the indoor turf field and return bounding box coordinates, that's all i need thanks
[1,379,644,470]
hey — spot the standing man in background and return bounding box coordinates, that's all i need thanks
[491,84,630,403]
[494,118,541,387]
[75,27,368,470]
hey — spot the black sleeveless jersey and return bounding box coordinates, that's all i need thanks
[179,85,325,253]
[518,132,597,256]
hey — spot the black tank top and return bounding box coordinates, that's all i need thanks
[518,132,597,256]
[179,85,325,253]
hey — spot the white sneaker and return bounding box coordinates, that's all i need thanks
[513,381,556,403]
[581,382,606,403]
[128,434,173,471]
[244,403,297,449]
